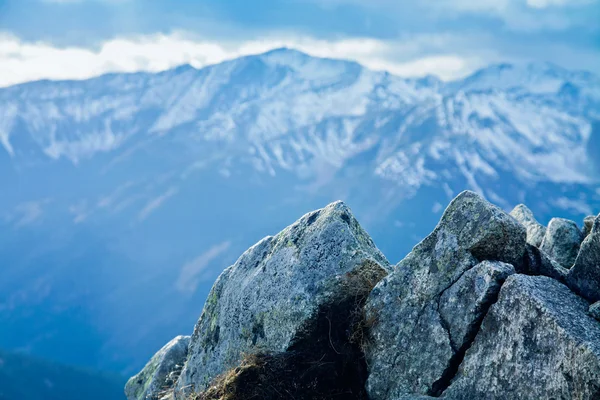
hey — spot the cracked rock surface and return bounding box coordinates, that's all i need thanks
[444,274,600,399]
[364,191,526,399]
[439,261,515,354]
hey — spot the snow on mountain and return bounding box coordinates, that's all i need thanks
[0,49,598,374]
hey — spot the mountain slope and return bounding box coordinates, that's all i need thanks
[0,48,598,374]
[0,349,125,400]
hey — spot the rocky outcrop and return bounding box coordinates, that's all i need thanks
[567,214,600,302]
[443,275,600,399]
[173,201,390,398]
[125,335,190,400]
[510,204,546,247]
[540,217,584,269]
[128,193,600,400]
[364,191,526,398]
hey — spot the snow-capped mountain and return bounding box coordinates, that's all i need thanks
[1,48,599,374]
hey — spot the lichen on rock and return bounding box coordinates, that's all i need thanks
[125,335,190,400]
[364,191,526,399]
[444,274,600,399]
[174,201,390,398]
[510,204,546,248]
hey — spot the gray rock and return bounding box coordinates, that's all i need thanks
[567,214,600,302]
[125,335,190,400]
[584,215,596,237]
[540,217,584,269]
[364,191,526,399]
[439,261,515,352]
[521,243,569,282]
[589,302,600,322]
[444,275,600,399]
[510,204,546,247]
[174,201,390,397]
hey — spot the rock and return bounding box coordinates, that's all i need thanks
[510,204,546,247]
[174,201,390,397]
[444,275,600,399]
[125,335,190,400]
[584,215,596,237]
[439,261,515,352]
[521,243,569,282]
[589,302,600,322]
[540,217,584,269]
[567,215,600,302]
[364,191,526,399]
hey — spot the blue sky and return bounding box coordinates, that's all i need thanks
[0,0,598,86]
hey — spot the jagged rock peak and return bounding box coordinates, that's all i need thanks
[365,190,527,398]
[173,200,390,398]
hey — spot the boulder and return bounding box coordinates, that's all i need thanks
[364,191,526,399]
[439,261,515,352]
[174,201,390,397]
[567,214,600,302]
[540,218,584,269]
[125,335,190,400]
[521,243,569,282]
[584,215,596,237]
[444,275,600,399]
[510,204,546,247]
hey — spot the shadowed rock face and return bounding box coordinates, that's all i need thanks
[444,275,600,399]
[567,214,600,302]
[125,335,190,400]
[510,204,546,248]
[173,201,390,398]
[540,218,584,269]
[364,191,526,399]
[128,193,600,400]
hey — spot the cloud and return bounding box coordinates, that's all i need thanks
[525,0,595,8]
[11,200,49,227]
[138,187,178,221]
[176,241,232,293]
[312,0,596,31]
[0,31,487,87]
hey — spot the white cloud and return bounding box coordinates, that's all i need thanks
[138,187,178,221]
[176,241,232,293]
[526,0,594,8]
[0,31,484,87]
[12,200,49,227]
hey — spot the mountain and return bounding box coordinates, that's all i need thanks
[0,349,125,400]
[0,48,599,375]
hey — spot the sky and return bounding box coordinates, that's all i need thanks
[0,0,598,87]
